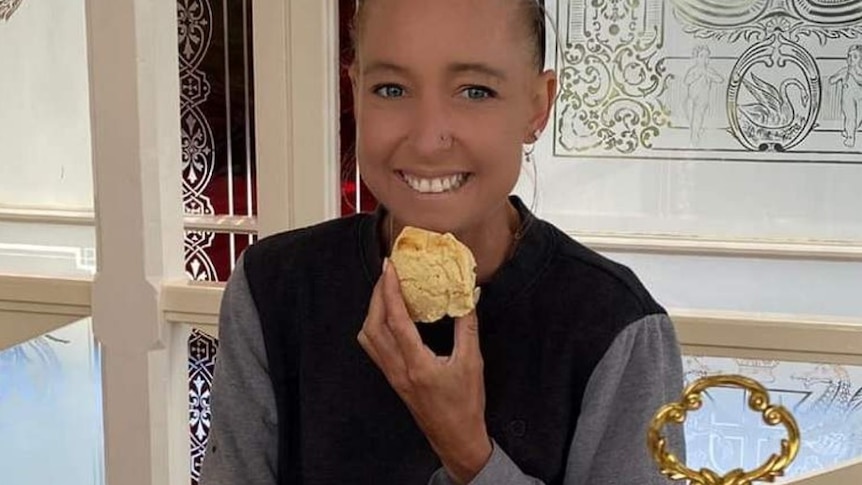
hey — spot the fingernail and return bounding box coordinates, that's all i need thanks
[473,287,482,305]
[382,257,389,274]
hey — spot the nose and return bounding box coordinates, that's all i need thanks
[408,94,453,157]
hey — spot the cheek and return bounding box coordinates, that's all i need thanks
[356,105,406,167]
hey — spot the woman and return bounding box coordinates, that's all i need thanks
[201,1,685,483]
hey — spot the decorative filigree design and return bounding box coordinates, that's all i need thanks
[178,0,217,281]
[189,329,218,485]
[670,0,862,45]
[556,0,670,154]
[649,374,801,485]
[0,0,24,21]
[185,230,218,281]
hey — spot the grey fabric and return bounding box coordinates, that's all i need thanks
[199,258,278,485]
[200,265,686,485]
[427,314,685,485]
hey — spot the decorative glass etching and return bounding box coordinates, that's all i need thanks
[189,329,218,485]
[178,0,257,281]
[0,0,23,21]
[555,0,862,160]
[682,355,862,479]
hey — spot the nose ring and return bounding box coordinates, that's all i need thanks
[439,133,453,148]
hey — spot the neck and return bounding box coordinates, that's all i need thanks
[383,200,522,284]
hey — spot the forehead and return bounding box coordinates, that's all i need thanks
[358,0,528,69]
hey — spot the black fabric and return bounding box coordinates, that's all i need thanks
[242,197,665,485]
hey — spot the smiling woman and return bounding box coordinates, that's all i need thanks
[200,1,685,484]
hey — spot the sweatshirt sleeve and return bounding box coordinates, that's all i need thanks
[565,313,686,485]
[199,259,278,485]
[428,313,686,485]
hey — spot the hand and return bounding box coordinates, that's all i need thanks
[357,260,492,484]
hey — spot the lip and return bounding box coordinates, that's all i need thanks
[396,169,471,179]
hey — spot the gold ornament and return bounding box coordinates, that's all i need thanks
[648,374,800,484]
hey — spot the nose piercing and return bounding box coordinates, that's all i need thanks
[439,133,453,148]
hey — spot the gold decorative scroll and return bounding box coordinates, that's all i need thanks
[648,374,801,485]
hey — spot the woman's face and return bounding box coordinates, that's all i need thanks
[351,0,555,234]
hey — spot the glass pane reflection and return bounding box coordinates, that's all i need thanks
[0,317,105,484]
[683,356,862,479]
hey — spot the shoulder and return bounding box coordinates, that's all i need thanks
[540,220,665,321]
[242,213,368,286]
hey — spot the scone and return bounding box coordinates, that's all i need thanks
[389,226,477,323]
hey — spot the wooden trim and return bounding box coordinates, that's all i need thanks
[575,232,862,261]
[0,274,91,308]
[787,457,862,484]
[161,281,224,326]
[673,309,862,364]
[182,214,258,234]
[0,207,95,226]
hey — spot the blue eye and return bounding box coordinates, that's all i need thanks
[373,84,406,98]
[460,86,496,100]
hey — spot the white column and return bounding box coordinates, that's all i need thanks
[254,0,341,237]
[85,1,184,484]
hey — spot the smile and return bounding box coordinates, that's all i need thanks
[399,171,470,194]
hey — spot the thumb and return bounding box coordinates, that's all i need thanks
[453,311,481,361]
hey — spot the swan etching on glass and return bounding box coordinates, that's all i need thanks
[738,73,810,130]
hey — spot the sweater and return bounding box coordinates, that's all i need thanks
[200,197,685,485]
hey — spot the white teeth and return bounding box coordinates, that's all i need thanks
[402,173,467,194]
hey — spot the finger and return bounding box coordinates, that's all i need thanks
[452,311,482,362]
[361,277,385,335]
[360,277,408,376]
[381,258,433,367]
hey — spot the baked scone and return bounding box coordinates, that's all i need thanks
[389,226,477,323]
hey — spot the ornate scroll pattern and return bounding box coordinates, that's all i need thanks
[670,0,862,151]
[0,0,23,21]
[557,0,671,154]
[189,329,218,485]
[178,0,218,281]
[649,374,801,484]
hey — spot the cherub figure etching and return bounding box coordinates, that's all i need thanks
[684,46,724,146]
[829,45,862,147]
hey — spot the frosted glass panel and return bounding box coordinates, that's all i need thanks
[683,356,862,480]
[516,0,862,243]
[0,221,96,277]
[0,0,93,210]
[0,317,105,485]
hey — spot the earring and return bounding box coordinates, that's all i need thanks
[523,141,536,164]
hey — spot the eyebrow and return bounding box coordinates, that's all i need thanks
[362,61,508,82]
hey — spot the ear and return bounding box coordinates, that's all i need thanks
[525,69,557,143]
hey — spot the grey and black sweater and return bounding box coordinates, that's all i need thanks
[200,197,685,485]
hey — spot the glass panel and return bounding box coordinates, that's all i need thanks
[179,0,257,280]
[0,317,105,484]
[0,221,96,277]
[683,356,862,479]
[185,231,255,281]
[189,328,218,485]
[0,0,93,210]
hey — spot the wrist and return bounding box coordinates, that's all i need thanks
[442,435,493,485]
